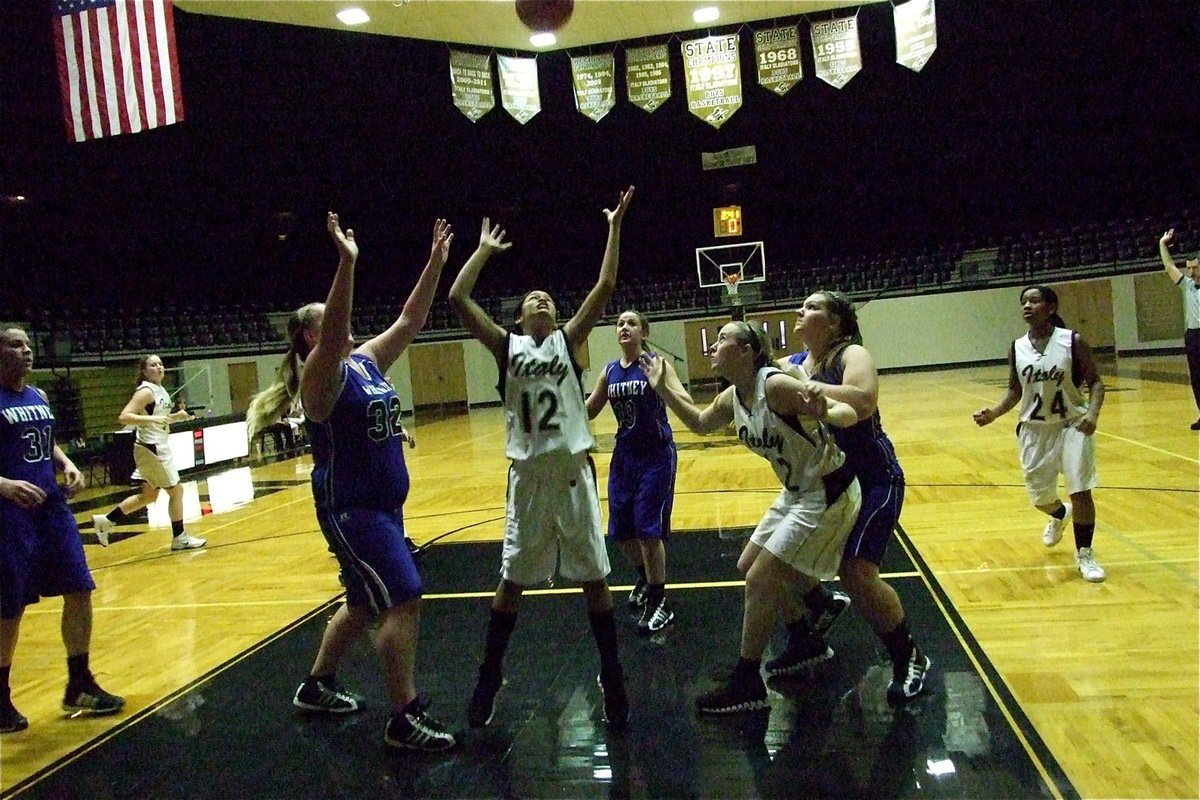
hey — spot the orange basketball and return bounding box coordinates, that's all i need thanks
[515,0,574,32]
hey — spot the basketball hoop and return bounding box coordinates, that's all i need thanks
[723,270,742,298]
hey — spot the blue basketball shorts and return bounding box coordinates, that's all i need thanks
[1,497,95,619]
[607,444,676,543]
[841,478,904,566]
[317,506,421,612]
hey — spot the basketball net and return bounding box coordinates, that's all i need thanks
[723,271,742,299]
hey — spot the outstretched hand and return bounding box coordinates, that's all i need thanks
[478,217,513,253]
[1161,228,1175,245]
[638,351,664,389]
[603,185,635,227]
[327,212,359,262]
[430,218,453,269]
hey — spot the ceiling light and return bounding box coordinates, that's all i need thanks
[529,32,557,47]
[336,8,370,26]
[693,7,719,24]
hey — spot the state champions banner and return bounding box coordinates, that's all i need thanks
[570,53,615,122]
[497,54,540,124]
[754,25,802,96]
[625,44,670,113]
[449,50,495,122]
[894,0,937,73]
[681,34,742,129]
[811,14,862,89]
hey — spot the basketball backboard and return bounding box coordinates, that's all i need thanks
[696,241,766,305]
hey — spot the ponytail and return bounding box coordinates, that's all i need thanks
[246,303,321,441]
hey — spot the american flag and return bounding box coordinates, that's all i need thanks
[52,0,184,143]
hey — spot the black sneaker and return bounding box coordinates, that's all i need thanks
[809,589,851,638]
[467,667,502,728]
[636,596,675,635]
[627,579,649,610]
[696,670,769,715]
[597,673,629,730]
[764,631,833,677]
[63,675,125,716]
[887,648,931,705]
[293,677,366,714]
[0,698,28,733]
[384,696,456,751]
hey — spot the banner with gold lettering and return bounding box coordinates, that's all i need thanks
[448,50,495,122]
[753,25,801,95]
[625,44,671,113]
[894,0,937,72]
[496,54,540,124]
[681,34,742,129]
[811,14,862,89]
[570,53,615,122]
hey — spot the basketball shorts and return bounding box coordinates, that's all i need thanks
[607,443,676,543]
[132,442,180,489]
[750,478,861,581]
[1016,421,1098,506]
[1,497,95,619]
[842,478,904,566]
[317,506,421,612]
[502,451,609,586]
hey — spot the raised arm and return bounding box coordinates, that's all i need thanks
[302,212,358,423]
[357,219,453,373]
[585,368,609,420]
[448,217,512,361]
[564,186,635,350]
[972,343,1022,426]
[640,351,733,434]
[1160,229,1185,283]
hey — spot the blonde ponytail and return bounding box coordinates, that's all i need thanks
[246,303,322,441]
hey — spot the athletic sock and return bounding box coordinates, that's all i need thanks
[106,508,130,524]
[803,584,833,612]
[481,609,518,676]
[635,564,647,582]
[1073,522,1096,550]
[646,583,665,606]
[0,665,10,696]
[587,609,622,683]
[880,619,915,666]
[67,653,90,685]
[171,520,185,538]
[1050,505,1066,520]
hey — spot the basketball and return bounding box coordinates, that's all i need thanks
[515,0,574,32]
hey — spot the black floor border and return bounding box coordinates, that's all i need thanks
[895,521,1080,800]
[1,597,345,800]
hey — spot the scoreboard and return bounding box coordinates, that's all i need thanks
[713,205,742,238]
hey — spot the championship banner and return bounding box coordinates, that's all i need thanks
[570,53,615,122]
[496,54,540,124]
[811,14,862,89]
[894,0,937,73]
[753,25,802,96]
[448,50,495,122]
[625,44,671,113]
[681,34,742,129]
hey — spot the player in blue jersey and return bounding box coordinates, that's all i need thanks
[778,292,931,704]
[449,186,635,731]
[246,213,455,751]
[586,310,678,634]
[0,327,124,734]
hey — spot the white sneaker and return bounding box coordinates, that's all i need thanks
[171,533,207,551]
[91,515,113,547]
[1075,547,1106,582]
[1042,502,1071,547]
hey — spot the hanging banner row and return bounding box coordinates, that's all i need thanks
[449,0,936,129]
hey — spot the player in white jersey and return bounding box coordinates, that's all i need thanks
[642,321,862,715]
[1158,228,1200,430]
[450,186,635,731]
[92,355,205,552]
[973,286,1107,582]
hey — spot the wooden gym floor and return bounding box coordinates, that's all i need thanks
[0,355,1196,799]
